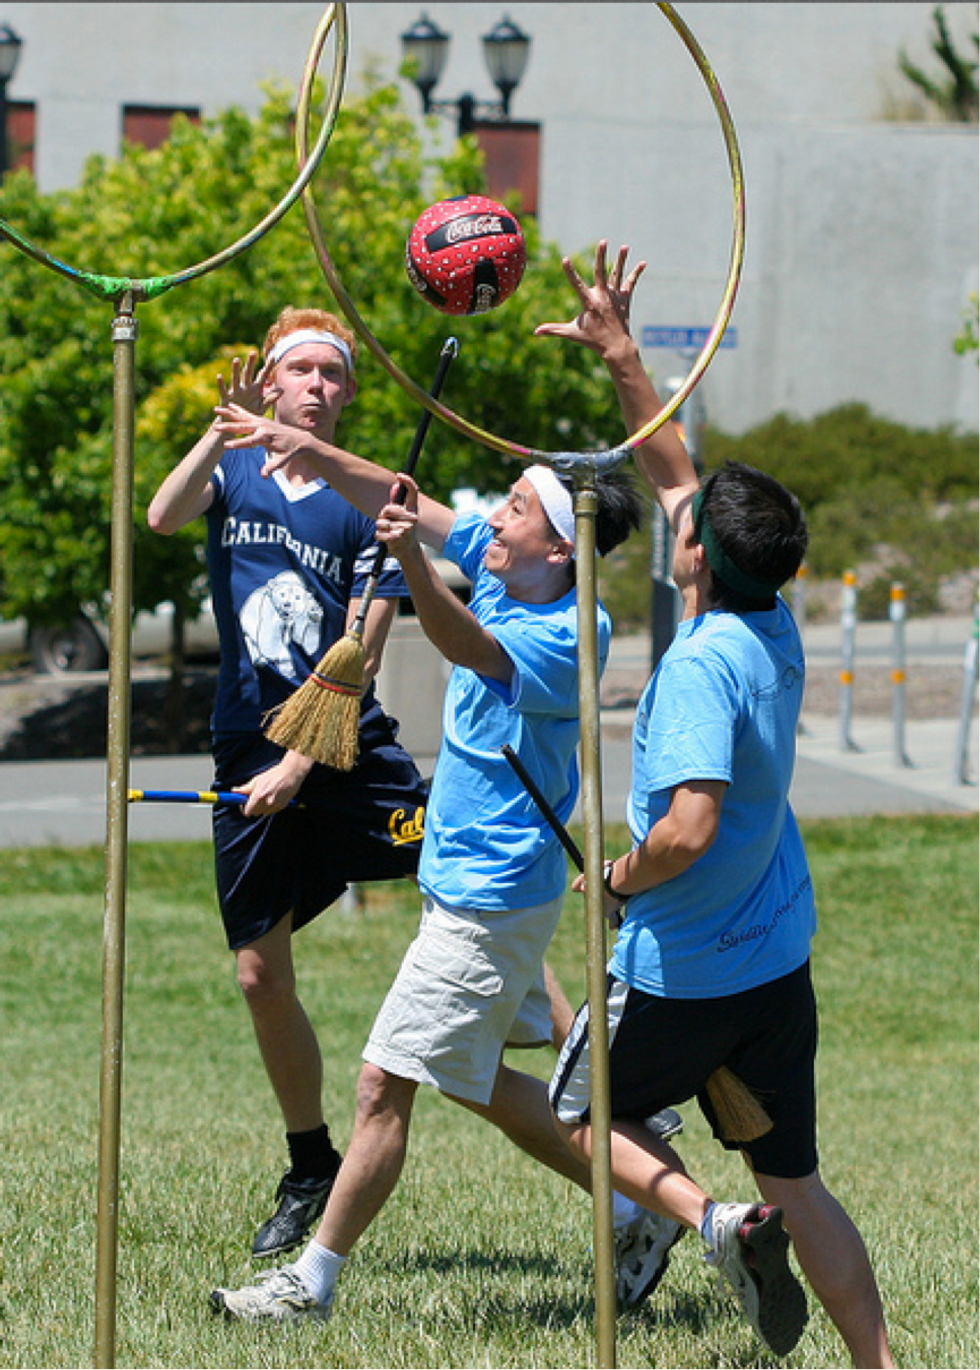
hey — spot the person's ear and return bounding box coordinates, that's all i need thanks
[550,537,574,565]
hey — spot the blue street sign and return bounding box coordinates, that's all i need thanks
[642,326,738,350]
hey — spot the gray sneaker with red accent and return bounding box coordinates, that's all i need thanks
[704,1201,808,1356]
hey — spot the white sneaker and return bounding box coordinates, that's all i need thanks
[615,1210,685,1307]
[703,1202,807,1355]
[210,1264,334,1323]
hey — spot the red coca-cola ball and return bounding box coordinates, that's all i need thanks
[405,195,527,316]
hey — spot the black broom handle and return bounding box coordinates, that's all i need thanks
[348,337,459,641]
[501,743,586,872]
[502,744,625,927]
[368,334,459,579]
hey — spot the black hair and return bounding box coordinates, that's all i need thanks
[552,466,645,560]
[699,461,808,610]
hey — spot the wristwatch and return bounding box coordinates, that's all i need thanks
[603,859,625,902]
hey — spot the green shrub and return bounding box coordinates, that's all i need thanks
[704,403,977,509]
[857,563,943,619]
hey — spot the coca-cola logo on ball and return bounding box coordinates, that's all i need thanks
[426,212,517,253]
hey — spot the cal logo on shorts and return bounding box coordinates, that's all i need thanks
[388,806,425,847]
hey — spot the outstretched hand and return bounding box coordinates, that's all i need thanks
[212,401,302,475]
[215,350,272,414]
[534,240,645,357]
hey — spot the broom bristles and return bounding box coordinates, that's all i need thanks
[264,631,365,770]
[706,1065,773,1144]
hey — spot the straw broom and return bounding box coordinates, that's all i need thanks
[705,1064,772,1143]
[264,336,459,770]
[500,745,773,1145]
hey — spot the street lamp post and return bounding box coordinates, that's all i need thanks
[401,11,531,137]
[0,20,24,178]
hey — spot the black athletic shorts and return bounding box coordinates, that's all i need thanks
[550,962,818,1179]
[211,709,429,951]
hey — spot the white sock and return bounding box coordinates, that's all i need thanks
[612,1190,643,1230]
[699,1202,718,1247]
[292,1239,346,1303]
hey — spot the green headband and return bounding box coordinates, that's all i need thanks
[691,489,782,603]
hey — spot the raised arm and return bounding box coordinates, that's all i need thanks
[535,240,699,531]
[148,351,268,535]
[212,405,456,553]
[375,474,513,685]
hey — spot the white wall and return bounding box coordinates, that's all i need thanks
[3,2,977,433]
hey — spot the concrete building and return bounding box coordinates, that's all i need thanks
[2,2,977,433]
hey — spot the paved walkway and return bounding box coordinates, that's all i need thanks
[0,617,975,848]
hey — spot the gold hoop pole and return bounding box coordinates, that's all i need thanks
[92,296,138,1369]
[90,14,347,1358]
[573,475,618,1366]
[294,2,744,468]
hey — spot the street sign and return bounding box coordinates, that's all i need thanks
[642,325,738,350]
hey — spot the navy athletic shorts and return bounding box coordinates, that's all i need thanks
[211,709,429,950]
[550,962,818,1179]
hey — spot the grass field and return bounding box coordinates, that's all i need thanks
[0,814,976,1369]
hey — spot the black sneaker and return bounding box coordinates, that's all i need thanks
[615,1210,685,1308]
[252,1160,342,1259]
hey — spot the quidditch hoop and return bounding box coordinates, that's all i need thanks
[0,4,349,303]
[295,2,745,470]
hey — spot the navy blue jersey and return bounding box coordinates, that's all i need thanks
[205,447,408,737]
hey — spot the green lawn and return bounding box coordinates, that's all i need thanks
[0,814,976,1368]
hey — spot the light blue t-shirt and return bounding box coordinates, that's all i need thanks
[610,599,816,998]
[419,512,611,912]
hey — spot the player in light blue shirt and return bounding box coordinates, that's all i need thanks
[419,509,600,912]
[206,308,657,1325]
[548,243,894,1367]
[612,600,816,998]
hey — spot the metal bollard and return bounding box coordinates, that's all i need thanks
[953,607,979,785]
[890,583,913,767]
[838,571,860,752]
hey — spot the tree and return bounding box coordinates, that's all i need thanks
[0,79,630,655]
[899,5,979,122]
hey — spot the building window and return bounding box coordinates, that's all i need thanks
[6,100,35,174]
[122,104,200,151]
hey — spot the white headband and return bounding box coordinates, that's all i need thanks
[269,329,353,373]
[523,465,575,547]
